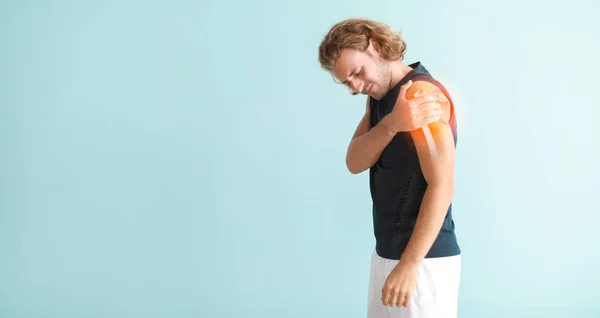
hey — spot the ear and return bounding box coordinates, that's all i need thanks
[369,39,381,54]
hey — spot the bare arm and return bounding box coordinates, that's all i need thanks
[345,97,395,174]
[345,81,445,174]
[380,83,456,308]
[400,85,455,265]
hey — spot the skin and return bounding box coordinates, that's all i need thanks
[330,40,456,308]
[332,42,447,174]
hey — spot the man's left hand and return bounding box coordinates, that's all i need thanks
[381,260,419,307]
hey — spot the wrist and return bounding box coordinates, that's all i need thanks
[398,253,422,268]
[380,115,397,136]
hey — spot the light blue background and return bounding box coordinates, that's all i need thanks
[2,0,599,317]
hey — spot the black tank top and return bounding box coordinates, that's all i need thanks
[368,61,461,260]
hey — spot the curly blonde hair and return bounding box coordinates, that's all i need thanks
[318,18,407,71]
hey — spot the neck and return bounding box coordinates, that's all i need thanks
[387,61,413,91]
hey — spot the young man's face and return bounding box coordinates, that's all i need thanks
[331,43,392,100]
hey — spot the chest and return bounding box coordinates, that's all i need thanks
[370,101,419,169]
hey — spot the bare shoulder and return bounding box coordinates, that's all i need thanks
[409,80,451,123]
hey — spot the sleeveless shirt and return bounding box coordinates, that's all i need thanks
[368,61,461,260]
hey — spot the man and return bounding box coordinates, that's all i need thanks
[318,18,462,318]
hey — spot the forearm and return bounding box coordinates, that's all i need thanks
[346,117,395,174]
[399,181,454,265]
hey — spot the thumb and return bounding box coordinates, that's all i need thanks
[399,80,413,99]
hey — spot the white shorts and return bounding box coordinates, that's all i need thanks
[367,249,461,318]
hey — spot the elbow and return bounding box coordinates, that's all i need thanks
[346,161,361,175]
[348,167,363,175]
[345,155,364,175]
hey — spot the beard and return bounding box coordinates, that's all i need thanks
[364,50,392,100]
[371,59,392,100]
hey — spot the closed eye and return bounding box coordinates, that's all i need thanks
[342,67,362,85]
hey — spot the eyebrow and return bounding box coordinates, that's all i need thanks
[342,67,360,85]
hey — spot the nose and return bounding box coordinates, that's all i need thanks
[348,80,364,95]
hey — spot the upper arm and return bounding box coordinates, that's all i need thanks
[409,84,455,185]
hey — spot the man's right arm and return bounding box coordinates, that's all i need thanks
[345,81,445,175]
[345,97,395,174]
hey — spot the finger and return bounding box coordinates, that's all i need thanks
[418,102,443,112]
[415,107,442,125]
[421,90,444,98]
[396,291,405,307]
[403,292,412,307]
[388,291,399,307]
[381,288,390,306]
[414,91,445,104]
[423,113,441,123]
[414,94,440,104]
[399,80,413,99]
[422,116,441,126]
[420,109,443,119]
